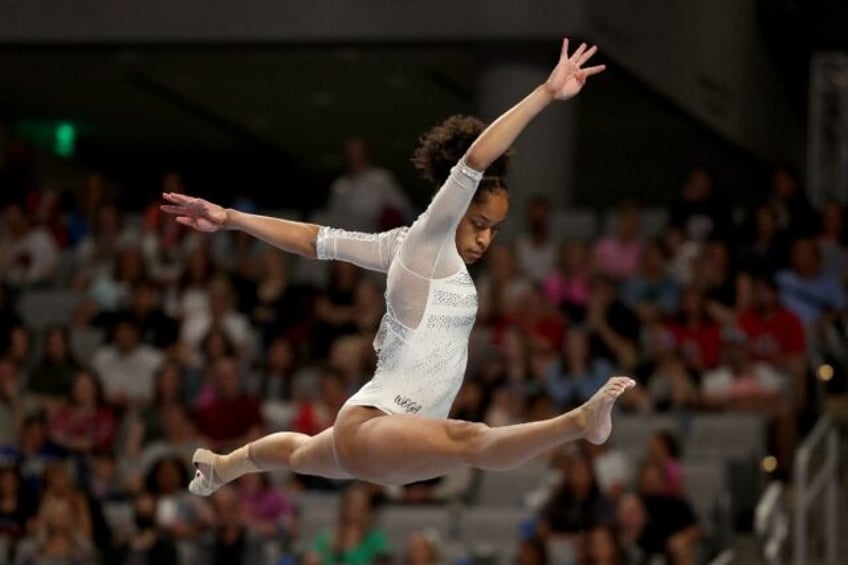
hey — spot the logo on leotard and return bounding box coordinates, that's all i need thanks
[394,395,422,415]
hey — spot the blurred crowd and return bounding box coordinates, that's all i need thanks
[0,136,845,565]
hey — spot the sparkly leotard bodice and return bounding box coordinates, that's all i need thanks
[316,159,483,418]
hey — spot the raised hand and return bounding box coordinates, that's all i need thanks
[545,38,606,101]
[160,192,228,233]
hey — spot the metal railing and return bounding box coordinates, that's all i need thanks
[755,481,787,565]
[794,416,840,565]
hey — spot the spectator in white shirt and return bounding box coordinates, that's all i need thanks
[92,317,163,406]
[0,201,58,288]
[516,194,557,282]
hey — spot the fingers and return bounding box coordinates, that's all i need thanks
[561,38,569,58]
[582,64,606,77]
[175,216,196,228]
[160,204,191,215]
[577,44,598,66]
[571,42,587,62]
[162,192,195,205]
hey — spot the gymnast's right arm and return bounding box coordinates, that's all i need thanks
[160,193,401,272]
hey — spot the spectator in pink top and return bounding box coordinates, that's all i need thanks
[543,240,591,323]
[592,201,643,280]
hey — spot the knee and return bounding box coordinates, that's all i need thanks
[446,420,490,466]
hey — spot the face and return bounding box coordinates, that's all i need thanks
[455,191,509,264]
[72,372,97,406]
[215,359,241,399]
[46,328,69,359]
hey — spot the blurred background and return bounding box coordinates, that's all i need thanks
[0,0,846,564]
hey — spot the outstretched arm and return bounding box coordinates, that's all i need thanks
[465,40,604,171]
[161,195,404,272]
[161,194,320,258]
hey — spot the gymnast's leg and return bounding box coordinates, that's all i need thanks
[189,427,351,495]
[333,377,635,485]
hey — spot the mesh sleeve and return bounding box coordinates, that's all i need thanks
[315,226,406,273]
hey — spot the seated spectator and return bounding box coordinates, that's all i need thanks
[476,243,533,329]
[193,358,264,452]
[83,244,148,316]
[737,275,807,407]
[507,284,566,353]
[303,483,389,565]
[73,202,138,286]
[0,462,39,561]
[0,200,58,289]
[647,430,684,497]
[778,238,848,382]
[404,530,442,565]
[195,485,264,565]
[817,201,847,282]
[311,260,363,359]
[636,460,701,565]
[585,276,639,371]
[164,244,213,321]
[669,165,734,243]
[193,328,238,409]
[38,460,94,541]
[543,240,591,324]
[145,456,206,542]
[92,317,163,407]
[544,329,614,411]
[26,325,80,406]
[180,276,252,367]
[537,452,614,537]
[584,441,634,501]
[130,404,202,481]
[48,369,118,457]
[667,287,721,373]
[253,335,298,403]
[765,164,818,240]
[701,327,795,473]
[662,226,700,286]
[237,473,296,540]
[14,497,95,565]
[516,194,557,283]
[621,239,680,323]
[593,201,643,280]
[3,324,33,375]
[642,351,699,413]
[119,491,180,565]
[93,279,180,353]
[615,493,648,565]
[0,358,23,447]
[0,415,63,492]
[739,203,789,278]
[692,240,745,324]
[577,525,626,565]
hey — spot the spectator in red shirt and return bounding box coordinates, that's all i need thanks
[194,357,264,452]
[737,275,807,408]
[48,368,118,456]
[667,287,721,373]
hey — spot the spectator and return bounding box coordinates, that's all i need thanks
[0,200,59,289]
[145,456,205,542]
[544,329,614,411]
[237,473,296,540]
[636,460,700,565]
[38,460,94,541]
[327,137,412,232]
[647,430,684,497]
[667,287,721,373]
[92,317,163,407]
[130,404,202,480]
[476,243,533,329]
[516,194,557,282]
[26,325,80,405]
[0,359,23,447]
[0,415,62,492]
[48,369,118,457]
[764,165,818,240]
[776,238,846,327]
[311,262,363,358]
[537,452,614,537]
[0,462,39,561]
[181,276,252,366]
[620,239,680,322]
[543,240,591,324]
[577,525,625,565]
[99,279,180,352]
[196,485,264,565]
[14,497,95,565]
[164,244,213,321]
[120,491,179,565]
[193,357,264,452]
[593,201,643,280]
[84,245,147,315]
[515,536,548,565]
[73,202,138,286]
[739,203,788,278]
[131,360,189,447]
[615,493,648,565]
[585,276,639,371]
[303,483,389,565]
[253,335,298,403]
[817,201,847,282]
[584,441,634,501]
[507,284,566,354]
[737,275,807,407]
[404,530,441,565]
[669,165,734,243]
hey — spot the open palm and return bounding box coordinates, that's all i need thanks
[160,192,228,233]
[546,38,605,101]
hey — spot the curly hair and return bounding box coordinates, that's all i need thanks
[411,115,511,201]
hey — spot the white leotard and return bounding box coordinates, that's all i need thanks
[316,158,483,418]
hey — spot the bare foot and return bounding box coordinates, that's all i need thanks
[189,448,224,496]
[579,376,636,445]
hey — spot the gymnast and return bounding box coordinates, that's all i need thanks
[160,38,635,496]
